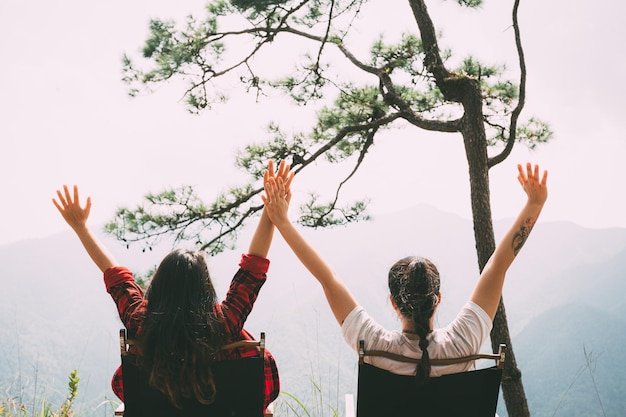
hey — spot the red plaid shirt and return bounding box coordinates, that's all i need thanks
[105,253,279,409]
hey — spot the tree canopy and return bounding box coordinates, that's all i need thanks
[108,0,550,255]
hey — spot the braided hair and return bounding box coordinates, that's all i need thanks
[388,256,440,384]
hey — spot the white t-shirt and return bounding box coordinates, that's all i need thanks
[341,301,492,376]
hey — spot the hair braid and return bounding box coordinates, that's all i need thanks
[388,256,440,385]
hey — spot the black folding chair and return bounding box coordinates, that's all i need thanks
[115,329,270,417]
[355,340,506,417]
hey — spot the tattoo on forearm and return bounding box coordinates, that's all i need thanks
[512,217,536,255]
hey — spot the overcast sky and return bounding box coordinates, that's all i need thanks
[1,0,624,247]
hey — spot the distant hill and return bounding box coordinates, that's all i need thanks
[514,303,626,417]
[1,204,624,416]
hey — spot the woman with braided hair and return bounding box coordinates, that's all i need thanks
[262,161,548,382]
[387,256,442,382]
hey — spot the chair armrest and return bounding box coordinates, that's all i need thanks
[114,403,124,416]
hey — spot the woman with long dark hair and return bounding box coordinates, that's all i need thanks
[262,161,547,383]
[53,161,292,412]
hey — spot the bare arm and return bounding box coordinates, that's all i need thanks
[247,160,294,257]
[470,163,548,320]
[262,174,357,325]
[52,185,118,273]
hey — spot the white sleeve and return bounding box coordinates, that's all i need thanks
[341,305,367,352]
[443,301,493,355]
[341,305,396,352]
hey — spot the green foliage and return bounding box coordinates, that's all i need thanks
[55,370,79,417]
[134,266,157,290]
[122,13,219,108]
[274,373,340,417]
[318,86,386,129]
[313,85,388,161]
[276,390,339,417]
[458,56,502,79]
[1,370,80,417]
[371,34,425,73]
[298,194,370,228]
[230,0,291,13]
[112,0,552,255]
[453,0,483,7]
[236,123,310,176]
[513,117,553,150]
[105,184,261,255]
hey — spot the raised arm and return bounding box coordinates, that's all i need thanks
[247,160,294,258]
[262,173,357,325]
[52,185,118,273]
[470,163,548,320]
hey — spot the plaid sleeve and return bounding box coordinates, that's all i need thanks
[104,267,146,405]
[219,255,279,409]
[263,349,280,407]
[104,266,146,333]
[111,365,124,401]
[220,254,269,336]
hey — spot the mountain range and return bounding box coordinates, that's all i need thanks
[1,204,624,416]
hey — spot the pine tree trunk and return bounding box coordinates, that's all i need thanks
[461,85,530,417]
[492,300,531,417]
[409,0,532,414]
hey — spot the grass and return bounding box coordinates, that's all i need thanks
[1,370,80,417]
[273,377,340,417]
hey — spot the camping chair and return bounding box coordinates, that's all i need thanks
[353,340,507,417]
[114,328,272,417]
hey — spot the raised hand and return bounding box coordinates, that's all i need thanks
[52,184,117,272]
[517,163,548,206]
[247,160,294,257]
[53,185,92,231]
[262,176,291,229]
[265,160,294,201]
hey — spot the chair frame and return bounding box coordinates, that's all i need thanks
[118,328,266,359]
[358,340,507,368]
[114,329,268,416]
[353,341,507,417]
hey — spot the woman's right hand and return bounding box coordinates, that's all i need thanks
[52,185,92,231]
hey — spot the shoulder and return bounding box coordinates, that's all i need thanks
[460,301,492,328]
[340,305,368,335]
[341,306,401,352]
[432,301,492,354]
[104,266,136,292]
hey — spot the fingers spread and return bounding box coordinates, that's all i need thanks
[63,185,72,202]
[73,185,80,203]
[526,162,533,181]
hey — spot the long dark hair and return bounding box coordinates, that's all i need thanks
[388,256,440,384]
[138,249,226,408]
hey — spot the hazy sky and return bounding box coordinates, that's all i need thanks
[1,0,625,247]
